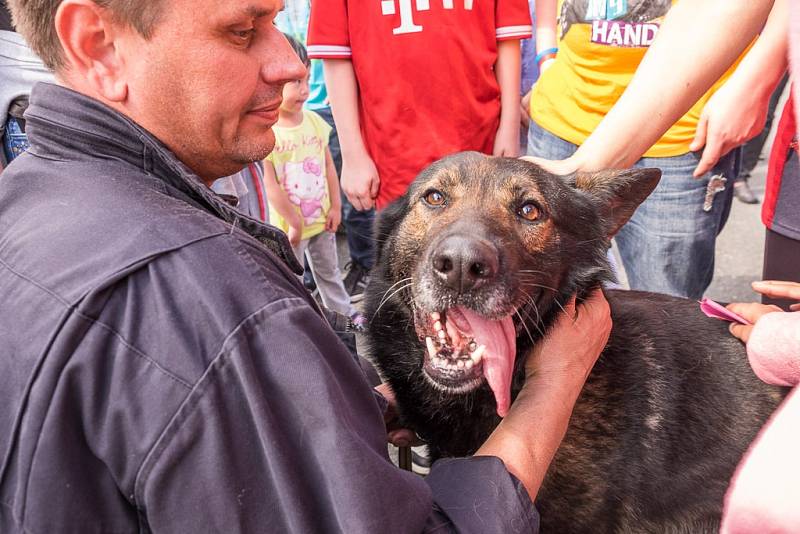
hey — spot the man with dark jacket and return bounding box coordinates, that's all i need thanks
[0,0,613,532]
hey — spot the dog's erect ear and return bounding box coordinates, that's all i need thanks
[571,168,661,236]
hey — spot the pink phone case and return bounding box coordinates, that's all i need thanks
[699,298,751,325]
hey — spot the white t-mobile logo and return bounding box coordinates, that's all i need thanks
[380,0,474,35]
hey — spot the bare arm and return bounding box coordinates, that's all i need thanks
[689,0,788,176]
[521,0,559,128]
[535,0,558,71]
[534,0,775,174]
[494,39,522,157]
[323,59,380,211]
[477,290,612,500]
[262,162,303,247]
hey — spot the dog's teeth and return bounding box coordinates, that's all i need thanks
[465,359,474,370]
[457,360,465,369]
[470,345,485,364]
[433,320,442,332]
[468,340,477,352]
[431,312,440,321]
[438,329,447,340]
[445,320,461,346]
[425,337,437,359]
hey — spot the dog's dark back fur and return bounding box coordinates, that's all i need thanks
[365,153,785,533]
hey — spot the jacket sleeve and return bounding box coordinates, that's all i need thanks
[134,297,538,533]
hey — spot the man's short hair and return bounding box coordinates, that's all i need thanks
[7,0,164,72]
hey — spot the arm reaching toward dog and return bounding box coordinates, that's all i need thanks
[476,289,612,501]
[721,280,800,533]
[689,0,788,177]
[527,0,775,174]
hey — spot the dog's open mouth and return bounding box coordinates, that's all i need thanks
[415,306,517,417]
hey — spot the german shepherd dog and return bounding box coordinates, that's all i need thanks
[364,153,785,533]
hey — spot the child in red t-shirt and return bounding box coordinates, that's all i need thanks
[308,0,532,211]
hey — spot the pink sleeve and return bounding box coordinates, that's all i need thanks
[746,312,800,387]
[720,388,800,533]
[495,0,533,41]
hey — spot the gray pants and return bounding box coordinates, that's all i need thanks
[293,232,355,317]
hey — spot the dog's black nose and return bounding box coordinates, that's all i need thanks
[431,235,499,291]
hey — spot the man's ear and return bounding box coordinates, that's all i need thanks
[571,168,661,236]
[55,0,128,102]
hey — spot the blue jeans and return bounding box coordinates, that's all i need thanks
[527,122,735,300]
[2,116,29,163]
[315,106,375,269]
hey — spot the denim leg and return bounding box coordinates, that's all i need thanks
[526,121,579,160]
[3,117,30,163]
[615,150,736,300]
[305,232,355,316]
[340,199,376,269]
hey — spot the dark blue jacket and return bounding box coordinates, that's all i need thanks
[0,83,537,533]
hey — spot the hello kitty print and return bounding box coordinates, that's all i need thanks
[282,157,326,226]
[266,110,333,240]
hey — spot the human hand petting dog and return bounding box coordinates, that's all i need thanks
[341,152,380,211]
[374,382,423,448]
[476,289,611,500]
[727,281,800,343]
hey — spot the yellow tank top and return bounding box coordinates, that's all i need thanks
[530,0,748,158]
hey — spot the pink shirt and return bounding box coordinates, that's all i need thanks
[720,312,800,533]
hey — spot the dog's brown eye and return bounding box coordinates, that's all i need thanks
[518,202,540,222]
[423,190,446,207]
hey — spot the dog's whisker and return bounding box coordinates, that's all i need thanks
[520,281,559,293]
[371,282,414,321]
[514,309,537,347]
[374,277,413,311]
[517,289,546,339]
[379,277,414,300]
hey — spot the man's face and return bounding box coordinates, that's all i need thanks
[118,0,305,182]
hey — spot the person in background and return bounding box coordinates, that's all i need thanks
[760,91,800,309]
[734,74,789,205]
[275,0,375,301]
[721,280,800,533]
[263,36,366,331]
[211,161,270,222]
[0,1,53,168]
[308,0,531,213]
[528,0,786,301]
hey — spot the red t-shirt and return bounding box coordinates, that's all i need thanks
[308,0,531,209]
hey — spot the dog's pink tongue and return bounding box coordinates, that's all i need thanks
[450,307,516,417]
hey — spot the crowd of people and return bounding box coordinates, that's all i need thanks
[0,0,798,532]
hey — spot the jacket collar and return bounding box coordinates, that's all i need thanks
[25,82,303,274]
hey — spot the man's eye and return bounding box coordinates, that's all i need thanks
[232,28,256,43]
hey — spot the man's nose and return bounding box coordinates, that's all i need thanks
[261,33,308,84]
